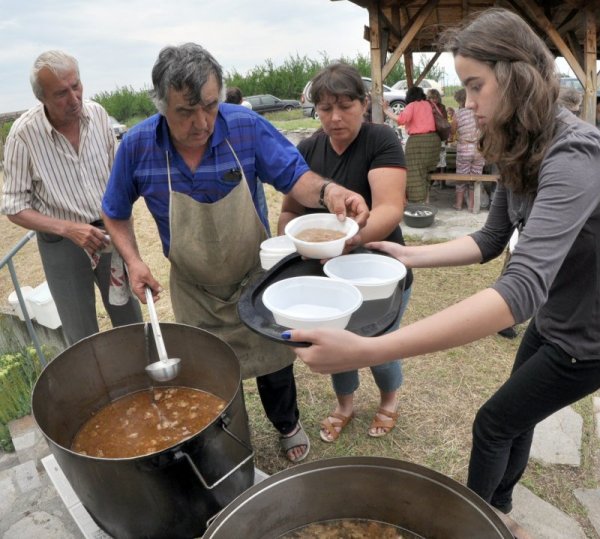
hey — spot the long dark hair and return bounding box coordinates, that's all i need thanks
[442,8,559,193]
[405,86,426,104]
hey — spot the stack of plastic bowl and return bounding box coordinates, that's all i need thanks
[259,235,296,270]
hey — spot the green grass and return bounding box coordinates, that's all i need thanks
[266,110,319,130]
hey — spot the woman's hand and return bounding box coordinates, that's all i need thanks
[365,240,411,264]
[283,328,370,374]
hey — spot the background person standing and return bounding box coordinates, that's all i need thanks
[383,87,440,203]
[1,50,142,345]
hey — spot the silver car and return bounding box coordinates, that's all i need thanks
[392,78,445,97]
[108,116,127,140]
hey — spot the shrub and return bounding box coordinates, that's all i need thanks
[0,348,44,451]
[92,86,156,123]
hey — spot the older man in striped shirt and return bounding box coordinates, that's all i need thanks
[1,50,142,345]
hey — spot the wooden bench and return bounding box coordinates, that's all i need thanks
[428,173,500,213]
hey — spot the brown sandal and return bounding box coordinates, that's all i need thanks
[368,408,399,438]
[320,412,354,443]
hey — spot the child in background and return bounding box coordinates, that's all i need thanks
[450,88,484,211]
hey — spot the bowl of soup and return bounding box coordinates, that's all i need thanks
[284,213,359,259]
[262,276,362,329]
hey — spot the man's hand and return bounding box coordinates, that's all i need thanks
[324,183,369,228]
[64,223,109,255]
[126,259,163,303]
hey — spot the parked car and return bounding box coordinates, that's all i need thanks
[559,77,600,97]
[245,94,301,114]
[301,77,407,119]
[108,116,127,140]
[391,78,445,97]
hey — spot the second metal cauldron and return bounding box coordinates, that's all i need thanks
[32,323,254,539]
[203,456,513,538]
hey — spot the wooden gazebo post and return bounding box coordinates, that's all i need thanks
[337,0,598,126]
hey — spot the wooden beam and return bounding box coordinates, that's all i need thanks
[581,8,597,124]
[565,31,583,70]
[369,3,385,124]
[382,0,439,81]
[415,51,441,83]
[520,0,585,81]
[405,53,414,86]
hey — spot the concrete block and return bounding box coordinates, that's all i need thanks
[8,414,50,467]
[0,476,18,521]
[530,406,582,466]
[14,460,42,493]
[3,511,78,539]
[512,484,587,539]
[574,488,600,537]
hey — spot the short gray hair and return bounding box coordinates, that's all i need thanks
[30,50,79,101]
[151,43,224,114]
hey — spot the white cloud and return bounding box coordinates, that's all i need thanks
[2,0,592,113]
[0,0,377,111]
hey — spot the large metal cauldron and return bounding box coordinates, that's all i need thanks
[32,323,254,539]
[203,457,512,538]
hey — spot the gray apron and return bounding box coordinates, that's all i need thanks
[166,142,294,379]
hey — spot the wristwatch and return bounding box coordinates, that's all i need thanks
[319,180,333,208]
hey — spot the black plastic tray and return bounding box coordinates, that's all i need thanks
[238,250,405,346]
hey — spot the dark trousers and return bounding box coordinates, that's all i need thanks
[256,364,299,435]
[37,232,143,346]
[467,320,600,510]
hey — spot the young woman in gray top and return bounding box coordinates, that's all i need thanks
[284,8,600,536]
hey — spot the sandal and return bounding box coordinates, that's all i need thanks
[280,421,310,463]
[320,412,354,443]
[368,408,399,438]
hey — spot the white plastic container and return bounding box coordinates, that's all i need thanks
[8,286,35,321]
[27,282,62,329]
[324,254,407,301]
[259,235,296,270]
[262,276,362,330]
[284,214,359,259]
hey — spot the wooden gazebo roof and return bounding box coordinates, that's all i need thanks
[334,0,599,123]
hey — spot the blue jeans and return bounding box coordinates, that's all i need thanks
[331,286,412,395]
[467,320,600,511]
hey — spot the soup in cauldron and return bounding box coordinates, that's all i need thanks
[295,228,346,242]
[72,387,226,458]
[280,519,425,538]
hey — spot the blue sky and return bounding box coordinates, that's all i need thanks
[0,0,582,113]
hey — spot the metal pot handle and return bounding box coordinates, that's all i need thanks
[175,415,254,490]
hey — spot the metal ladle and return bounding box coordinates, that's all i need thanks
[144,287,181,382]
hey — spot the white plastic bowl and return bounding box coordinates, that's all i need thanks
[259,235,296,270]
[324,253,407,301]
[262,276,363,329]
[284,214,359,259]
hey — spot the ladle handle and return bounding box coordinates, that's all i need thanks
[145,287,168,363]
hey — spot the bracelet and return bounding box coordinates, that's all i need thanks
[319,180,333,208]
